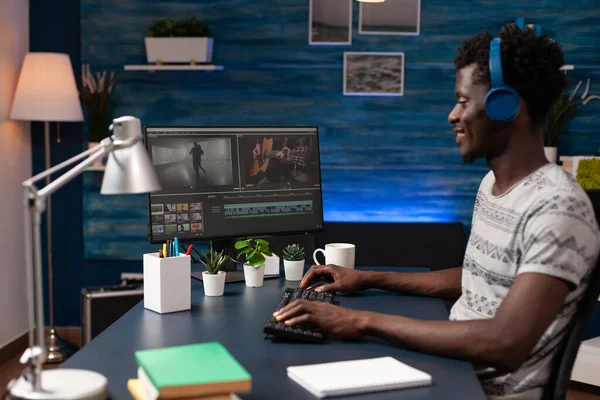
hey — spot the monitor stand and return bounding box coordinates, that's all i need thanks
[191,238,280,284]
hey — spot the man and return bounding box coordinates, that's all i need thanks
[250,136,313,184]
[190,142,206,176]
[274,24,600,399]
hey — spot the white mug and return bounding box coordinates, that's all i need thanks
[313,243,355,269]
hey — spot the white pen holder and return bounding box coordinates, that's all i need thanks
[143,253,191,314]
[264,253,280,276]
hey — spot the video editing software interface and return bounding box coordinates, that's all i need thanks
[146,127,324,243]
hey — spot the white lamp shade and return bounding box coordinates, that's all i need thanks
[10,52,83,122]
[101,116,162,195]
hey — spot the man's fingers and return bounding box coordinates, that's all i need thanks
[315,282,338,293]
[285,313,315,326]
[274,300,310,320]
[300,265,328,288]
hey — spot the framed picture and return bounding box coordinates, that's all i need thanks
[359,0,421,36]
[343,52,405,97]
[309,0,352,45]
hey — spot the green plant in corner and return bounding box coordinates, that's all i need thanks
[282,244,305,262]
[148,17,211,38]
[234,238,272,268]
[543,78,599,147]
[576,159,600,190]
[199,245,228,274]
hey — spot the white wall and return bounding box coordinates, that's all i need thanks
[0,0,31,349]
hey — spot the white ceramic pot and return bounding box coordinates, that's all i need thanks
[544,146,558,163]
[243,263,265,287]
[283,260,305,281]
[202,271,226,296]
[145,37,214,63]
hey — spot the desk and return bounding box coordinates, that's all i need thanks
[62,267,485,399]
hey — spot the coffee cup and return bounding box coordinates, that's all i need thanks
[313,243,355,269]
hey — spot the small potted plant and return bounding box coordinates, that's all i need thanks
[199,246,228,296]
[79,64,118,166]
[282,244,305,281]
[145,17,213,64]
[234,238,272,287]
[543,78,599,163]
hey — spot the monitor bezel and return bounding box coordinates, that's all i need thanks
[144,126,325,244]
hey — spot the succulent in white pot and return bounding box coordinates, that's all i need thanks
[199,245,228,296]
[283,244,305,281]
[145,17,213,64]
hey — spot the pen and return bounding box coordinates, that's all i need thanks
[166,240,172,257]
[174,237,180,256]
[162,243,167,258]
[186,244,193,256]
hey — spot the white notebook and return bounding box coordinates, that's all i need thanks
[287,356,432,398]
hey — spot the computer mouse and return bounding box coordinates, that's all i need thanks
[306,275,335,291]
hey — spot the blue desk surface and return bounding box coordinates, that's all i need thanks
[62,267,486,399]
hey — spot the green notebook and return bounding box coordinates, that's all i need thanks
[135,342,251,399]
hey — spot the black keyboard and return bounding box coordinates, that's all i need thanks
[264,288,336,344]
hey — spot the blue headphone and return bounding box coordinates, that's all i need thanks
[485,38,520,121]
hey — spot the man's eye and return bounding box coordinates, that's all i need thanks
[458,100,468,108]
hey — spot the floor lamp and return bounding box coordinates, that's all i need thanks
[10,53,84,363]
[8,116,162,399]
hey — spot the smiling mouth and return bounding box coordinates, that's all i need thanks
[455,130,465,145]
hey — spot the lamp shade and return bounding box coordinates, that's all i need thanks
[101,116,162,195]
[10,52,83,122]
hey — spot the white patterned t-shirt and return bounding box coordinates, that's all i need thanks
[449,163,600,399]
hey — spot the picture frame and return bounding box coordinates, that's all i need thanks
[359,0,421,36]
[343,52,405,97]
[309,0,352,45]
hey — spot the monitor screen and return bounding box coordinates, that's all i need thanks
[145,127,324,243]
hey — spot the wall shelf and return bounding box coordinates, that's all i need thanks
[123,64,224,72]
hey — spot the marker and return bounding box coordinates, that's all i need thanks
[166,240,172,257]
[186,244,194,256]
[159,249,164,258]
[174,237,180,256]
[162,243,167,258]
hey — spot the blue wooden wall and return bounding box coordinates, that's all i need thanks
[81,0,600,260]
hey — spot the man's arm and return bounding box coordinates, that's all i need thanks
[302,265,462,300]
[363,267,463,300]
[276,272,569,373]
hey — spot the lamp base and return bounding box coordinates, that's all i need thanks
[8,369,107,400]
[45,328,78,364]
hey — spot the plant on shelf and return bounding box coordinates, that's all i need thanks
[199,245,228,274]
[148,17,211,37]
[79,64,118,145]
[234,238,272,268]
[543,78,599,148]
[282,244,305,262]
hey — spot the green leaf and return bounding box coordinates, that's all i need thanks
[255,239,269,247]
[235,239,251,250]
[263,250,273,257]
[249,254,266,268]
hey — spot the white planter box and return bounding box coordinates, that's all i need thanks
[243,263,265,287]
[145,37,214,64]
[264,253,280,276]
[143,253,191,314]
[202,271,226,297]
[284,260,305,281]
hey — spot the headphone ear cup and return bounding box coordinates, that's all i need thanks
[485,86,520,121]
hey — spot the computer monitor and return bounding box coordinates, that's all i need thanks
[145,127,324,246]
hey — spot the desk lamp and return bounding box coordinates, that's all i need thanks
[8,116,161,400]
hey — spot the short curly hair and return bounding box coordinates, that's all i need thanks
[454,23,567,125]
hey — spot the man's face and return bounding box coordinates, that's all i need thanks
[448,64,508,163]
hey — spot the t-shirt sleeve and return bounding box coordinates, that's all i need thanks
[518,197,599,288]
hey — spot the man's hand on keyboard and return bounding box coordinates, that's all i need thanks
[273,300,368,340]
[301,264,366,294]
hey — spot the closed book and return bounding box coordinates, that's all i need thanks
[287,356,432,398]
[135,342,251,399]
[128,379,240,400]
